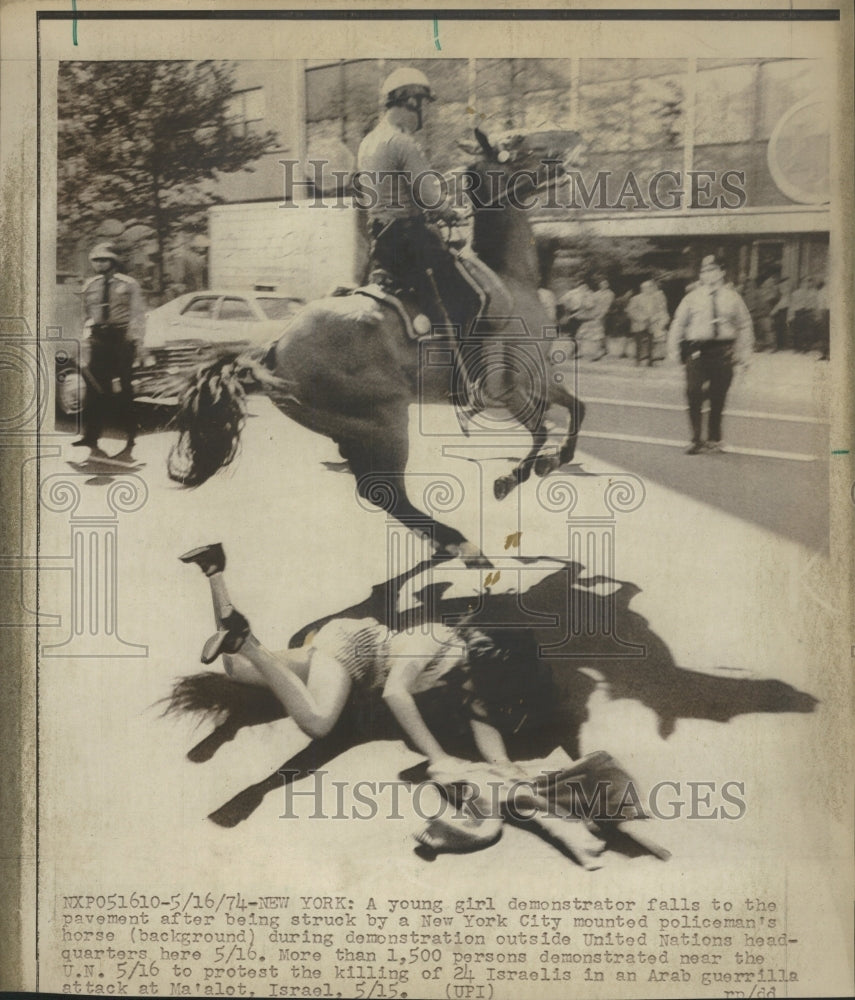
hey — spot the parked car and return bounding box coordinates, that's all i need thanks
[143,288,305,348]
[55,288,304,417]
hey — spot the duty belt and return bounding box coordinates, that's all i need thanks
[91,324,130,337]
[684,339,735,351]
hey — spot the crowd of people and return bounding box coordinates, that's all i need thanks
[549,268,830,365]
[742,273,829,359]
[542,253,831,454]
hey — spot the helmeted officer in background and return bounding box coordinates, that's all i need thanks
[73,242,147,463]
[356,68,479,335]
[667,254,754,455]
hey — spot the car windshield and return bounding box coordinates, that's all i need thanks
[257,297,303,320]
[180,297,218,317]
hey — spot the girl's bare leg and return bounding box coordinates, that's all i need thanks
[236,636,350,739]
[179,544,248,661]
[209,574,234,624]
[221,651,266,686]
[202,613,340,739]
[180,543,350,739]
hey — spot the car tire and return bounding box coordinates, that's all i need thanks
[56,365,87,416]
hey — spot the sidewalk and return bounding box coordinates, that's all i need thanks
[572,348,830,419]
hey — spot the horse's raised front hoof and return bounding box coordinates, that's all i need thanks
[493,473,519,501]
[534,452,561,478]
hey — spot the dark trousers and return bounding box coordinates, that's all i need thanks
[81,328,137,447]
[370,217,479,333]
[773,311,789,350]
[817,312,829,359]
[634,329,654,365]
[684,342,734,444]
[791,310,815,352]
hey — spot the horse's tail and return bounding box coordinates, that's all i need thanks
[167,353,248,487]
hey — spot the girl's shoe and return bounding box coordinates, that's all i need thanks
[201,609,250,664]
[179,543,226,577]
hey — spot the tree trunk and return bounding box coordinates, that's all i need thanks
[151,172,167,301]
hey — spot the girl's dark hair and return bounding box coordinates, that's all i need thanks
[454,625,554,734]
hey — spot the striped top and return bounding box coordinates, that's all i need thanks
[309,617,466,696]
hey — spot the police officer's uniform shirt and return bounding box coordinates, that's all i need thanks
[356,118,443,223]
[82,271,146,343]
[667,283,753,364]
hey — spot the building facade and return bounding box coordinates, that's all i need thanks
[226,57,830,301]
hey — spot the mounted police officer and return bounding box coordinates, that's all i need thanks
[356,68,479,336]
[73,242,147,463]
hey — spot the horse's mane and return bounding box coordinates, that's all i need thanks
[471,199,512,274]
[468,166,541,283]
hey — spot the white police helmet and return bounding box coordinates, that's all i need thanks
[89,242,121,263]
[380,68,435,108]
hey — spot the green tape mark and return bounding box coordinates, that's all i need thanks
[72,0,78,45]
[433,18,441,50]
[831,449,849,455]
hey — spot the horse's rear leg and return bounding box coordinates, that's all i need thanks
[493,421,548,501]
[346,423,490,568]
[496,385,585,496]
[548,384,586,467]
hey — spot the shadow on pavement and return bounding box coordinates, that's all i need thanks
[163,558,817,830]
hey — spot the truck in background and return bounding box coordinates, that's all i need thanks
[208,201,366,302]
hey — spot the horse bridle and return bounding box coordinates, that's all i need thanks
[450,149,582,212]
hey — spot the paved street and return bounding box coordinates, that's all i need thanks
[569,352,830,550]
[37,349,844,985]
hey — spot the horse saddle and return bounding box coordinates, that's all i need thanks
[346,253,514,342]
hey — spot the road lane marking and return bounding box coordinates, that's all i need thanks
[584,396,826,425]
[582,430,818,462]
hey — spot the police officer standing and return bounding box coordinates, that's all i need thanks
[73,243,146,463]
[667,255,754,454]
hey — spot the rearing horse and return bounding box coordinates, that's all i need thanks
[168,128,586,565]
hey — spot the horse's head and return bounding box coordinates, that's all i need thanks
[460,127,586,208]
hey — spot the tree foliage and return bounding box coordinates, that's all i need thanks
[57,61,279,291]
[539,232,663,291]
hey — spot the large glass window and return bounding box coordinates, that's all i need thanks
[227,87,265,137]
[694,64,757,145]
[759,59,826,139]
[692,142,760,205]
[581,59,646,84]
[300,57,829,211]
[579,79,633,151]
[218,297,255,321]
[180,296,217,317]
[579,62,686,155]
[522,89,574,131]
[306,64,344,124]
[631,74,684,149]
